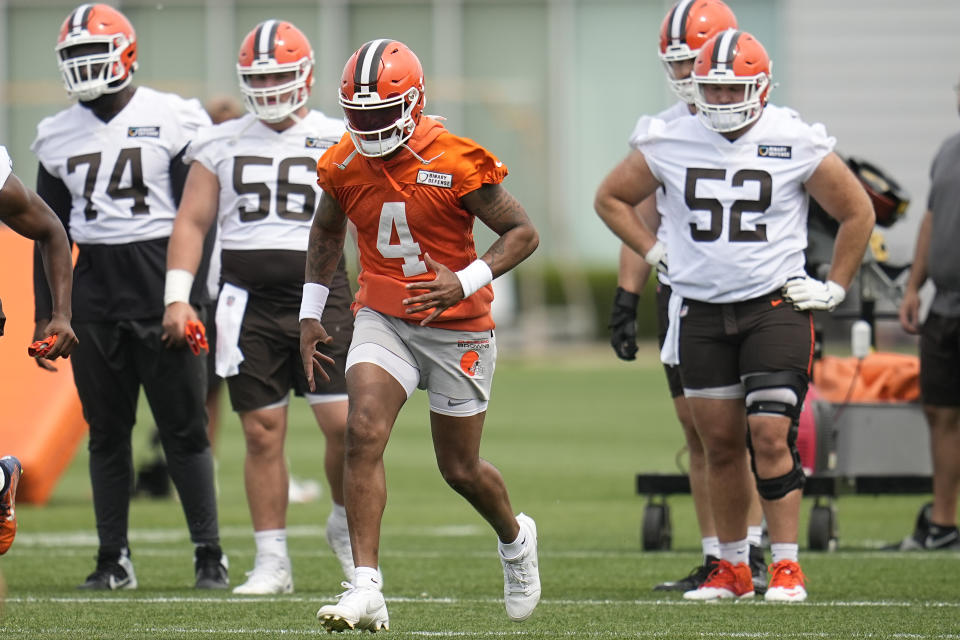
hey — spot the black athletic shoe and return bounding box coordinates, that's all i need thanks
[885,502,932,550]
[653,555,719,592]
[78,549,137,590]
[923,525,960,550]
[194,544,229,589]
[749,544,767,595]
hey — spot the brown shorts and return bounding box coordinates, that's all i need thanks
[656,282,684,398]
[678,290,814,395]
[920,311,960,407]
[226,286,353,413]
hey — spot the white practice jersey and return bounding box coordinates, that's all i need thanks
[32,87,209,245]
[186,111,344,252]
[633,104,835,303]
[628,101,693,285]
[0,146,12,189]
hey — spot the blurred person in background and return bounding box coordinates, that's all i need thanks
[302,39,540,632]
[163,20,356,594]
[596,29,874,602]
[896,75,960,551]
[31,3,226,590]
[607,0,768,594]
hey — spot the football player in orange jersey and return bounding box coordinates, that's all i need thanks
[301,39,540,632]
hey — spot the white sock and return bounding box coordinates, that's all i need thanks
[355,565,382,590]
[747,526,763,548]
[770,542,798,564]
[718,539,749,565]
[0,468,7,496]
[327,503,347,530]
[702,536,720,559]
[254,529,288,559]
[498,526,525,560]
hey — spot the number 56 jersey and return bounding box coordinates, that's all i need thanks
[632,104,835,304]
[31,86,210,245]
[185,110,344,252]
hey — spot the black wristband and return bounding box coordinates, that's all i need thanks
[613,286,640,310]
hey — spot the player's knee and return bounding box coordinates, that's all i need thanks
[755,465,806,500]
[744,371,807,422]
[437,458,479,494]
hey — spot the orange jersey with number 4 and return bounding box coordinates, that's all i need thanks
[316,117,506,331]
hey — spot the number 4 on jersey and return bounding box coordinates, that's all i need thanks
[377,202,427,276]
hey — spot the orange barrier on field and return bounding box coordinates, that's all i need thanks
[812,352,921,404]
[0,227,87,505]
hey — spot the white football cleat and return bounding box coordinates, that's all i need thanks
[317,582,389,633]
[232,554,293,595]
[500,513,541,622]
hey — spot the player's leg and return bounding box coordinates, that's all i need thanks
[72,322,140,590]
[137,318,225,589]
[918,313,960,547]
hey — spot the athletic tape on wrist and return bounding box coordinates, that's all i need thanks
[164,269,194,307]
[299,282,330,321]
[455,259,493,298]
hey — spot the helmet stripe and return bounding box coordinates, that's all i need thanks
[711,29,741,72]
[670,0,695,45]
[69,4,93,34]
[254,20,278,62]
[354,38,390,93]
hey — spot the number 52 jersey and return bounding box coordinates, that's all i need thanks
[31,86,210,245]
[632,104,835,304]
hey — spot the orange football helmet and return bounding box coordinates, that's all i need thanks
[56,3,138,102]
[692,29,771,133]
[339,39,425,157]
[237,20,314,123]
[658,0,737,104]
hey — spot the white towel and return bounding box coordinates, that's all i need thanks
[659,290,682,366]
[214,283,248,377]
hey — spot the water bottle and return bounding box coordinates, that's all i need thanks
[851,320,871,359]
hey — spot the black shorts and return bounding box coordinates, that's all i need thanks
[678,290,814,394]
[920,311,960,407]
[226,287,353,413]
[656,282,684,398]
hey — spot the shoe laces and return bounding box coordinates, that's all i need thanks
[701,560,742,590]
[768,560,806,588]
[503,553,533,594]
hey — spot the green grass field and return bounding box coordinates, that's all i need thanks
[2,344,958,639]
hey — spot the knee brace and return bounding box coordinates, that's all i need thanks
[744,371,809,499]
[743,371,808,422]
[755,466,806,500]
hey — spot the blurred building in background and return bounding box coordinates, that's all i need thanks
[0,0,957,347]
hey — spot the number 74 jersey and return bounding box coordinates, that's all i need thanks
[31,86,210,245]
[632,104,836,304]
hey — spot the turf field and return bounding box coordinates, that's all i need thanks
[2,343,958,638]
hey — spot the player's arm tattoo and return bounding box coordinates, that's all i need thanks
[461,183,539,276]
[305,191,348,285]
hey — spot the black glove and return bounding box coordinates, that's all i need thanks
[608,286,640,361]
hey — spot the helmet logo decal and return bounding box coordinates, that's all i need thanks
[669,0,695,46]
[711,29,741,72]
[254,19,278,63]
[69,4,93,36]
[354,38,390,94]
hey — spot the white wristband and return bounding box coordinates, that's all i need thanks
[455,259,493,299]
[164,269,195,307]
[299,282,330,321]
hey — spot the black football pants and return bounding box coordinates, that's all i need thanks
[71,319,219,554]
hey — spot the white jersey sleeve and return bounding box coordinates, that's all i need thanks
[185,110,345,252]
[0,146,12,190]
[636,104,836,303]
[31,86,211,245]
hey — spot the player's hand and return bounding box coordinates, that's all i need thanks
[402,253,462,326]
[782,276,845,311]
[899,287,921,334]
[608,287,639,361]
[161,301,198,348]
[644,241,668,275]
[300,318,335,392]
[30,319,77,370]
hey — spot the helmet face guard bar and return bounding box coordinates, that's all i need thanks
[57,36,134,101]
